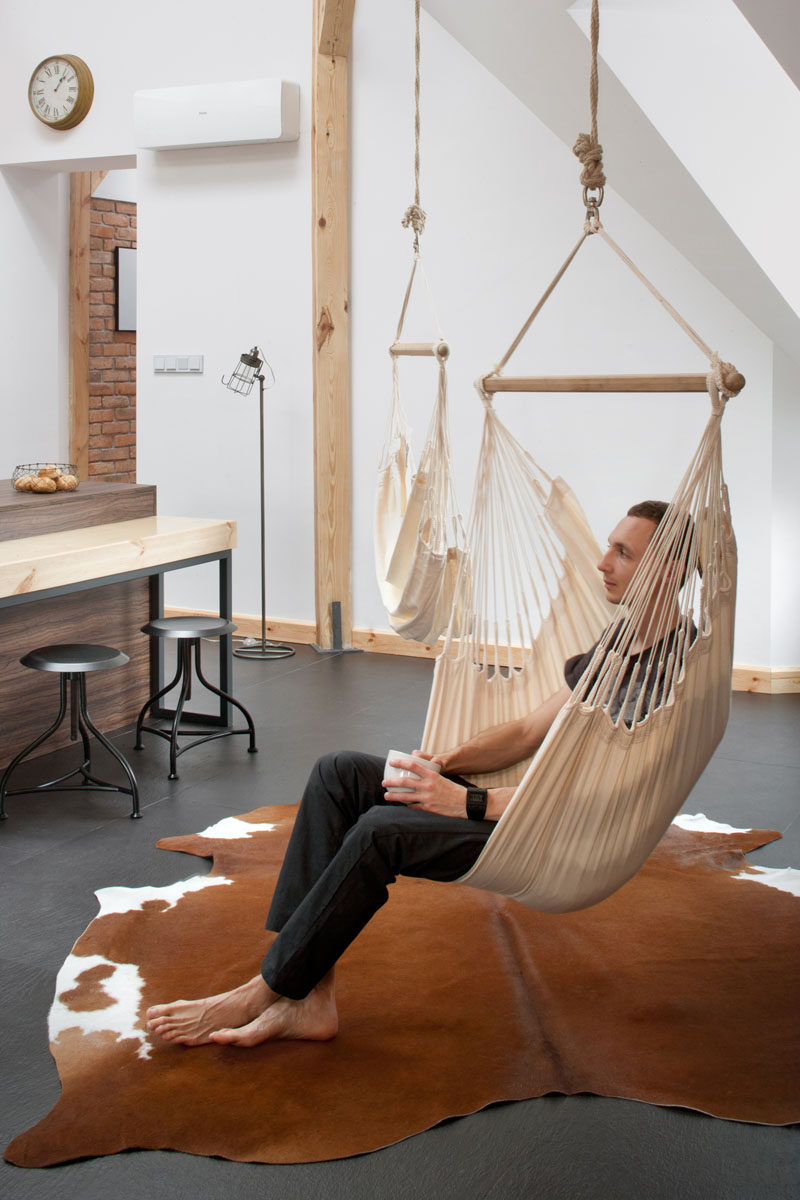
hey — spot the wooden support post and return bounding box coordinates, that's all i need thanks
[312,0,355,650]
[69,169,108,480]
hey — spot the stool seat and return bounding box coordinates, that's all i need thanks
[141,617,236,640]
[20,644,130,674]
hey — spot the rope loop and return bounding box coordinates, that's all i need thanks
[574,0,607,202]
[402,0,425,252]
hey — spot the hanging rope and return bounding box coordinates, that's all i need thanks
[401,0,427,249]
[573,0,606,202]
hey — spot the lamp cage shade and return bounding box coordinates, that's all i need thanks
[224,347,263,395]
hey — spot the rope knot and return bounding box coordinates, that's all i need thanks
[572,132,606,191]
[474,374,495,410]
[707,354,729,415]
[402,203,427,237]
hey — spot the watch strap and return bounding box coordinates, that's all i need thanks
[465,786,488,821]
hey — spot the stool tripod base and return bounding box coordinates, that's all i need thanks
[0,671,140,820]
[136,630,257,779]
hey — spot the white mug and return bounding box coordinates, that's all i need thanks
[384,750,441,795]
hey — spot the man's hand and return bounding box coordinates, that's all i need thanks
[383,757,515,821]
[383,756,468,818]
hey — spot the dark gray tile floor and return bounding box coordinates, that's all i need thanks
[1,646,798,1200]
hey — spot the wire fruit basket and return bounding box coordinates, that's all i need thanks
[12,463,80,493]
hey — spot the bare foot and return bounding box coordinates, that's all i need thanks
[145,974,276,1046]
[209,973,339,1047]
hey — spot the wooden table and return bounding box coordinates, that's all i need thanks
[0,504,237,768]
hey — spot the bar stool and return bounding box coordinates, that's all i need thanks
[134,617,257,780]
[0,644,140,821]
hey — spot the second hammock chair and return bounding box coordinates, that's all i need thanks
[420,208,743,914]
[374,0,466,645]
[374,256,465,644]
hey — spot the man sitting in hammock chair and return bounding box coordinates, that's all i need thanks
[146,500,696,1047]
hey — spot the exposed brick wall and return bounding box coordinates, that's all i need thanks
[88,198,137,481]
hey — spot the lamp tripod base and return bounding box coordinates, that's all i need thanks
[233,637,295,661]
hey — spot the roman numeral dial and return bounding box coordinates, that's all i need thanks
[28,55,94,129]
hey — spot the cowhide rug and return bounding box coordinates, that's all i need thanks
[5,807,799,1167]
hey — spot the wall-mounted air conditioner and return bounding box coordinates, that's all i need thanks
[133,78,300,150]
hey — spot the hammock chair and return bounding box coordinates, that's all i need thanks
[420,0,744,913]
[374,0,465,644]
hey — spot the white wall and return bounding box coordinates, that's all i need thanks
[350,4,775,666]
[0,0,794,671]
[136,128,314,620]
[772,348,800,668]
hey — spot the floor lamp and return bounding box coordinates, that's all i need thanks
[221,347,295,660]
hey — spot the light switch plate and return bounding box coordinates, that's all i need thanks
[154,355,204,374]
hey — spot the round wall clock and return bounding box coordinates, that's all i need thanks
[28,55,94,129]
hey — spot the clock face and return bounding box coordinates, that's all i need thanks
[28,55,93,129]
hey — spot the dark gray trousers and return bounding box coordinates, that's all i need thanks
[260,750,493,999]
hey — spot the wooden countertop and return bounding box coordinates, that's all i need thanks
[0,479,158,541]
[0,516,237,600]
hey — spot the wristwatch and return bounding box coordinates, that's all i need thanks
[465,786,489,821]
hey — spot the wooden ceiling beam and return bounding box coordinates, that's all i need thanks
[319,0,356,57]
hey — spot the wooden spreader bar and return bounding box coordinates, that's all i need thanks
[483,370,745,395]
[390,340,450,359]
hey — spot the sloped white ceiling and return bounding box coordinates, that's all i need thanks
[734,0,800,91]
[569,0,800,321]
[422,0,800,362]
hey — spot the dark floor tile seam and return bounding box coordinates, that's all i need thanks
[711,748,800,771]
[764,810,800,844]
[228,649,351,691]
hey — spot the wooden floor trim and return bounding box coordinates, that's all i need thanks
[165,607,798,693]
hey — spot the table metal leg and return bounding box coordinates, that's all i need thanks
[218,550,233,725]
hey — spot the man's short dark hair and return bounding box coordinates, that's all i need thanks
[627,500,700,582]
[627,500,668,525]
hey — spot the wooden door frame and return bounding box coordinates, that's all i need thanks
[68,169,107,479]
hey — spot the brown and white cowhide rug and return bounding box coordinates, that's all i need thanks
[5,807,799,1167]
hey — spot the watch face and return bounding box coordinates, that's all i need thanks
[29,59,80,125]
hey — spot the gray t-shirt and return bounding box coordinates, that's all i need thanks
[563,622,696,724]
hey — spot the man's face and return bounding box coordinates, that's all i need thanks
[597,516,658,605]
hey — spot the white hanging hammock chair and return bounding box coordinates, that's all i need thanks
[374,0,466,645]
[374,256,466,645]
[420,210,743,914]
